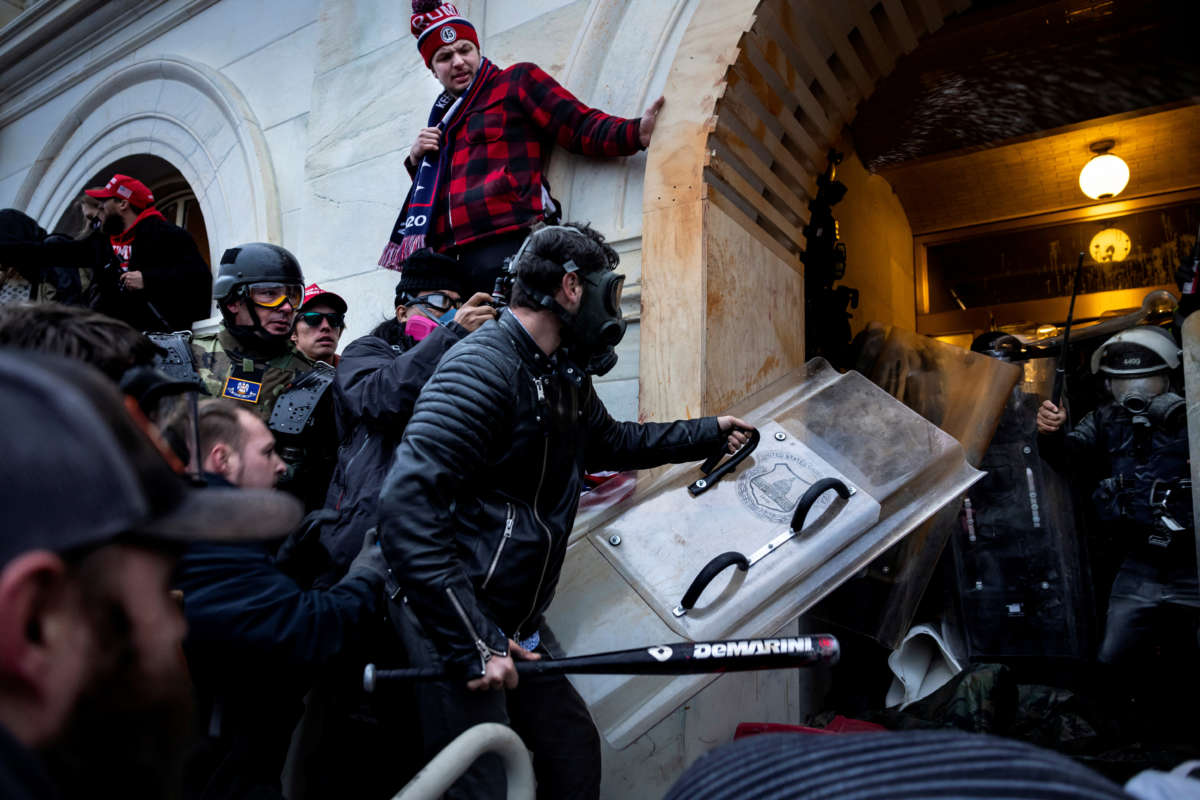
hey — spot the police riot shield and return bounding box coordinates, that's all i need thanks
[947,356,1093,662]
[544,358,984,748]
[1183,311,1200,595]
[810,325,1021,648]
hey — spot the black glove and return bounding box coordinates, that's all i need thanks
[343,529,390,587]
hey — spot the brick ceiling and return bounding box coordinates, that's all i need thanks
[851,0,1200,234]
[879,103,1200,234]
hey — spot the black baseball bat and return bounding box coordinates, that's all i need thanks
[363,634,840,692]
[1050,251,1086,407]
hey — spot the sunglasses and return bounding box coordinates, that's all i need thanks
[406,292,461,314]
[246,282,304,309]
[296,311,345,329]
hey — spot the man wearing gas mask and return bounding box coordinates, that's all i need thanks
[377,222,752,800]
[1037,325,1196,666]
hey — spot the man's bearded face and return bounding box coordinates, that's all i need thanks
[40,544,193,797]
[101,211,128,237]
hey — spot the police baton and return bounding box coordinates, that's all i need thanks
[363,634,840,691]
[1050,251,1086,408]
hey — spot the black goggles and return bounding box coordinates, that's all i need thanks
[405,292,461,313]
[296,311,346,329]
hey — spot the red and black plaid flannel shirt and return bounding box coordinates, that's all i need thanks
[406,62,644,250]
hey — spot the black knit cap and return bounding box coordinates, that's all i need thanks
[395,248,467,305]
[0,208,46,244]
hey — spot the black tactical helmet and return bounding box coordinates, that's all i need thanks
[1090,325,1180,376]
[213,242,304,303]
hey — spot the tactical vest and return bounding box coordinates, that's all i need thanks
[189,329,312,422]
[172,329,339,509]
[1082,402,1193,549]
[147,331,203,384]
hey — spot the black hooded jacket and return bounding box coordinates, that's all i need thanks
[377,309,723,672]
[0,209,108,305]
[318,320,468,573]
[1042,399,1192,547]
[93,215,212,332]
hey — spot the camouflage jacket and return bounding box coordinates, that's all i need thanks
[190,328,315,422]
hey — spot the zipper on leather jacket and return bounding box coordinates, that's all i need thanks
[533,374,548,425]
[481,502,516,590]
[445,587,507,673]
[516,424,553,639]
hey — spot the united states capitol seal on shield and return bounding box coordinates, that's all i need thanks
[736,450,824,523]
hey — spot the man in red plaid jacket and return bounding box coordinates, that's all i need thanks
[382,1,664,297]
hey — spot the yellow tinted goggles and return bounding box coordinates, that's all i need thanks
[246,282,303,309]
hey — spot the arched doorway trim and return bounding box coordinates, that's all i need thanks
[15,56,281,258]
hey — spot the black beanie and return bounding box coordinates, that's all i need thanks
[395,248,466,305]
[0,209,46,244]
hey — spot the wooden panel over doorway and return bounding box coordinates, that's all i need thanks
[642,0,971,421]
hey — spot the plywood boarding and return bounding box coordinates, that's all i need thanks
[643,0,961,420]
[641,0,758,423]
[702,201,805,414]
[701,0,947,276]
[643,0,759,214]
[641,201,708,423]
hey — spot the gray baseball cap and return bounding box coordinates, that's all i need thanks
[0,349,302,565]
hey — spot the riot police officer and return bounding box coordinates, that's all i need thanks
[1037,325,1196,666]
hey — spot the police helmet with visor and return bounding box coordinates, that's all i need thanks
[1091,326,1181,416]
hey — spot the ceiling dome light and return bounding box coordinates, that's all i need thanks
[1089,227,1132,262]
[1079,140,1129,200]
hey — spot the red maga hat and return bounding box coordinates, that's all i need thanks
[85,174,155,208]
[298,283,348,314]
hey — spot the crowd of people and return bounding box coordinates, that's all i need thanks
[0,1,1195,799]
[0,3,752,798]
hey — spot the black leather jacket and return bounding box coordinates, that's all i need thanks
[378,310,723,672]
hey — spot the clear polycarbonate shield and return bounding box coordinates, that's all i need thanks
[546,358,985,748]
[811,325,1021,648]
[1181,312,1200,602]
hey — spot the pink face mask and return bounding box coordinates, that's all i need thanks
[405,314,438,341]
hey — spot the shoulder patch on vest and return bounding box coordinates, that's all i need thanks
[222,375,262,403]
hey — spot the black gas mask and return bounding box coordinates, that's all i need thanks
[562,266,626,376]
[511,226,627,376]
[1107,374,1184,428]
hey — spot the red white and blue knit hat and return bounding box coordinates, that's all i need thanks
[411,1,479,67]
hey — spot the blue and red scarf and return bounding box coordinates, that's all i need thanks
[379,57,500,270]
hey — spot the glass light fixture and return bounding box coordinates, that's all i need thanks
[1089,227,1131,262]
[1036,324,1059,339]
[1079,140,1129,200]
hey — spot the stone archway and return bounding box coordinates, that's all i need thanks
[14,56,282,264]
[641,0,972,421]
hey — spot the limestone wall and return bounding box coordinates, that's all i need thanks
[0,0,683,419]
